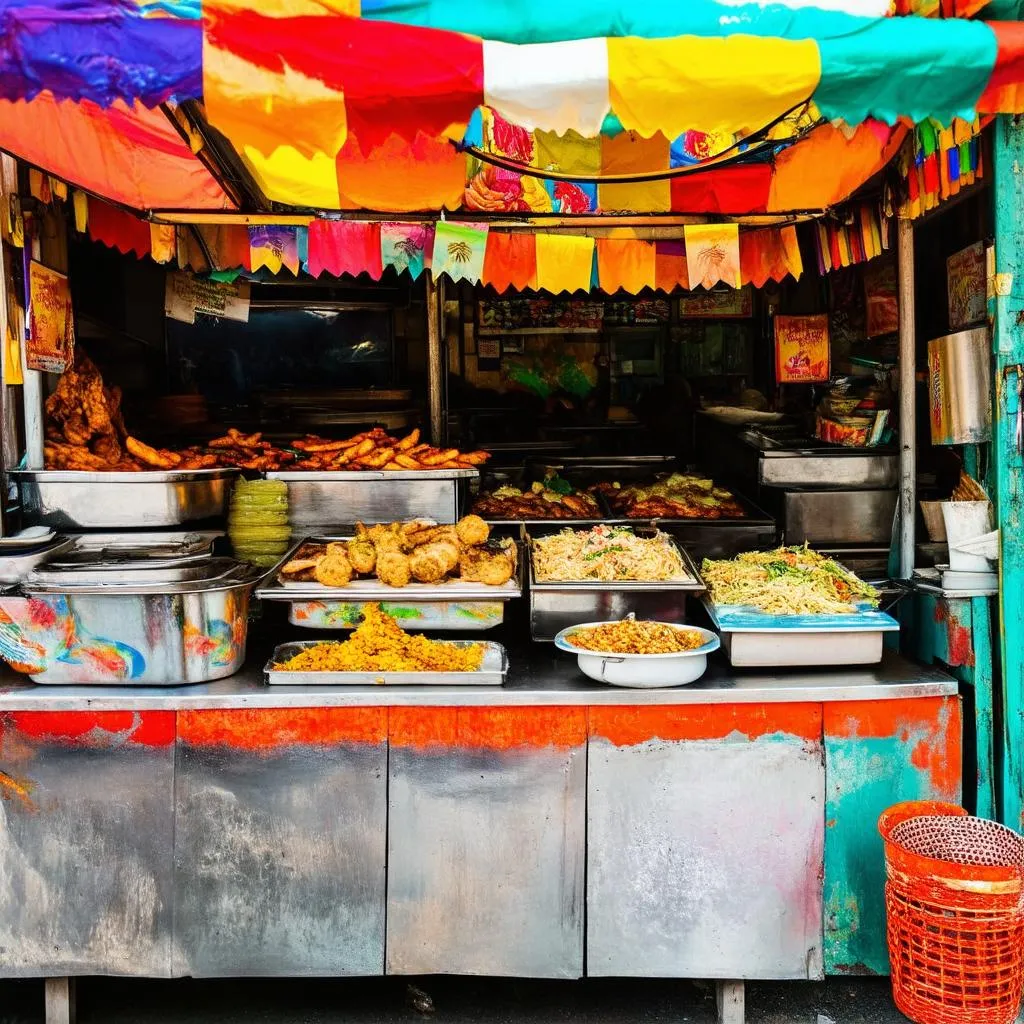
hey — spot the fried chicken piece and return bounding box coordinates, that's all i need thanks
[393,454,423,470]
[178,454,220,470]
[347,539,377,575]
[376,551,411,588]
[404,525,458,550]
[455,514,490,547]
[90,433,122,466]
[458,546,515,586]
[395,428,420,452]
[62,412,92,447]
[82,372,113,435]
[282,557,321,575]
[209,428,268,450]
[419,448,459,467]
[126,436,182,469]
[314,543,353,587]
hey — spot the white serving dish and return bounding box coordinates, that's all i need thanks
[553,621,719,688]
[0,526,56,549]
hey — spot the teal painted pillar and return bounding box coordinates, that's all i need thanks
[992,117,1024,830]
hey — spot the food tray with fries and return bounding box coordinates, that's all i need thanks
[265,640,508,686]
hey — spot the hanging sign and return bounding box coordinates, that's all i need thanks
[164,271,251,325]
[684,223,741,290]
[774,314,830,383]
[677,287,753,319]
[863,257,899,338]
[27,261,74,373]
[946,241,986,331]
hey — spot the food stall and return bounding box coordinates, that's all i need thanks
[1,4,1022,1024]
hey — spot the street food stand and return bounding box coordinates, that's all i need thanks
[0,4,1023,1024]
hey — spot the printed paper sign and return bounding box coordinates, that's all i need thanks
[775,314,830,383]
[165,271,251,325]
[27,261,74,373]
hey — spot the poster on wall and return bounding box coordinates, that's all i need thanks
[27,261,74,373]
[774,314,830,383]
[863,257,899,338]
[946,241,987,330]
[164,271,251,325]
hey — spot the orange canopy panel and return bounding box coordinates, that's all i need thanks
[0,92,234,213]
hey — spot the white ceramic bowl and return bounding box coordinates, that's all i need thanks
[553,621,720,688]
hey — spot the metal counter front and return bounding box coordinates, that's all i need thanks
[0,641,959,990]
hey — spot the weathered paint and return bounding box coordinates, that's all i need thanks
[173,708,387,977]
[0,710,175,977]
[388,705,586,750]
[175,706,386,749]
[993,116,1024,832]
[898,594,996,818]
[587,717,824,980]
[386,708,586,978]
[822,697,962,976]
[4,709,174,747]
[589,703,822,746]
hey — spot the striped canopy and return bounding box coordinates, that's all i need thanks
[0,0,1019,215]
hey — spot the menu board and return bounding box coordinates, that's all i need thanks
[774,314,830,383]
[946,241,986,330]
[165,271,251,325]
[27,261,74,373]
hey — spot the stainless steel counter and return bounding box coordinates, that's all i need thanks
[0,648,955,709]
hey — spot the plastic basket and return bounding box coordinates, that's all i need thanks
[879,801,1024,1024]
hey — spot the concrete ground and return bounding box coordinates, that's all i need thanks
[0,977,909,1023]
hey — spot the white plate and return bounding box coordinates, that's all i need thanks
[554,620,720,688]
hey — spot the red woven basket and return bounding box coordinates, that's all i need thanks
[879,801,1024,1024]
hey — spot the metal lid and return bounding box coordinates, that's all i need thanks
[24,557,262,595]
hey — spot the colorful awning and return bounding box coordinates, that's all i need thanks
[0,0,1013,219]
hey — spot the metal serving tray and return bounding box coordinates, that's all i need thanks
[704,599,900,668]
[0,537,75,584]
[23,557,260,595]
[30,555,216,586]
[67,530,222,559]
[266,468,477,529]
[265,640,508,686]
[527,527,705,642]
[10,469,238,529]
[256,536,522,631]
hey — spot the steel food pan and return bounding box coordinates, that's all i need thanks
[704,599,899,668]
[23,558,259,595]
[0,562,262,685]
[527,528,705,642]
[27,555,220,587]
[265,640,508,686]
[10,469,238,529]
[266,468,477,529]
[257,535,522,630]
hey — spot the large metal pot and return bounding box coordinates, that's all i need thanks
[0,558,261,686]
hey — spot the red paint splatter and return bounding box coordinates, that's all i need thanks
[178,708,387,750]
[589,704,822,746]
[932,602,976,667]
[390,707,586,751]
[4,710,174,747]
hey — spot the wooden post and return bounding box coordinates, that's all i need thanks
[897,216,916,580]
[992,117,1024,830]
[44,977,76,1024]
[716,980,744,1024]
[425,270,445,446]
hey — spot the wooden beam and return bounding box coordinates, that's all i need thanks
[897,216,916,581]
[425,271,445,446]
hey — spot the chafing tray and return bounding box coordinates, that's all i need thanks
[265,468,477,529]
[704,598,900,668]
[10,469,238,529]
[24,557,256,594]
[265,640,508,686]
[68,530,222,559]
[527,527,705,641]
[0,559,262,685]
[0,536,75,584]
[256,536,522,631]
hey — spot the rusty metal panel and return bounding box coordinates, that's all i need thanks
[0,710,175,977]
[587,705,825,980]
[173,708,387,977]
[386,707,586,978]
[823,696,962,976]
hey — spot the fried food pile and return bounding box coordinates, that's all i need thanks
[274,603,485,673]
[565,619,708,655]
[287,427,488,471]
[42,356,490,473]
[472,481,600,520]
[279,515,518,589]
[594,473,746,520]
